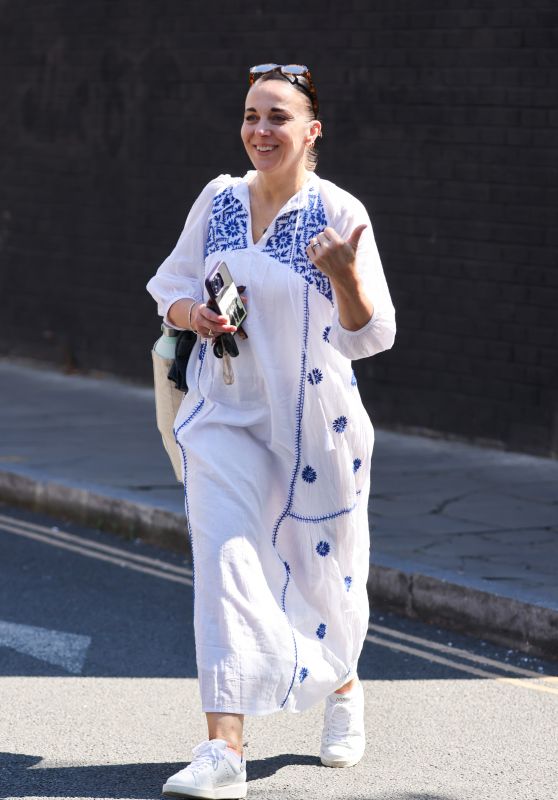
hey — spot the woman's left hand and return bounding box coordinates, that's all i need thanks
[306,225,367,285]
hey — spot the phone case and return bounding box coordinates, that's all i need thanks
[205,261,248,333]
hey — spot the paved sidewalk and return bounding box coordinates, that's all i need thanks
[1,359,557,656]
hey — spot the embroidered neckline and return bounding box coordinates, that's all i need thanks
[232,171,319,218]
[205,175,332,302]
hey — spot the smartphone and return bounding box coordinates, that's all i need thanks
[204,261,247,331]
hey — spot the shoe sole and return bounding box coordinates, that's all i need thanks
[162,780,247,799]
[320,752,364,769]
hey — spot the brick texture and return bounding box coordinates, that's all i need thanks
[0,1,557,455]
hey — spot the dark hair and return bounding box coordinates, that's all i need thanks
[255,71,320,170]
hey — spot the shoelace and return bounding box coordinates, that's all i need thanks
[189,742,226,773]
[325,701,360,741]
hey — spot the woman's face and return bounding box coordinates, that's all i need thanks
[241,79,320,178]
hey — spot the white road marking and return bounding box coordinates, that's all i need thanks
[0,619,91,674]
[365,633,558,696]
[0,511,193,578]
[0,516,193,587]
[2,512,556,693]
[369,622,558,684]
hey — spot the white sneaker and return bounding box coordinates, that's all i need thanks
[162,738,247,799]
[320,679,366,768]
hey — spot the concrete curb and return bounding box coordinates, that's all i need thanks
[0,471,187,553]
[370,565,558,660]
[1,470,557,661]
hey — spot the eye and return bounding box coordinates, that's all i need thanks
[271,115,287,123]
[244,113,257,122]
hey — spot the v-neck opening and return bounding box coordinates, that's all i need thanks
[236,171,316,249]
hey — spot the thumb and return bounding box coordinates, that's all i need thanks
[347,224,367,252]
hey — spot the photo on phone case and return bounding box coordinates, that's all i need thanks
[205,261,247,330]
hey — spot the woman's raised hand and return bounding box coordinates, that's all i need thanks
[306,225,367,284]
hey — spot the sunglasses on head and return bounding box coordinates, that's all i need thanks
[249,63,319,118]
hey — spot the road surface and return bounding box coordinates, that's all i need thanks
[0,503,556,800]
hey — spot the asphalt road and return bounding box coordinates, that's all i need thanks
[0,503,557,800]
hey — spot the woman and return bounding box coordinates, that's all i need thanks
[146,64,396,799]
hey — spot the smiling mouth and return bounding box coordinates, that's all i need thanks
[255,145,277,152]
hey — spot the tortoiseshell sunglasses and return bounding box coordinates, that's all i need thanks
[249,63,319,118]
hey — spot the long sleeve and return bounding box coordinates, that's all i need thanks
[321,183,396,360]
[146,175,231,329]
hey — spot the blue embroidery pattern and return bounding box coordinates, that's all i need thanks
[316,623,327,639]
[333,416,348,433]
[281,560,291,612]
[316,540,331,557]
[323,326,331,343]
[307,368,323,385]
[344,576,353,591]
[263,186,331,301]
[302,465,317,483]
[197,342,208,383]
[271,284,310,709]
[353,458,362,473]
[204,184,332,300]
[288,501,357,524]
[299,666,309,682]
[173,398,206,596]
[204,187,248,258]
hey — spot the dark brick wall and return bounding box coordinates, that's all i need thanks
[1,1,557,456]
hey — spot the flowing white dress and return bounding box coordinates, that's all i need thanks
[146,170,396,715]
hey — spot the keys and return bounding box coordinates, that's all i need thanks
[212,333,237,385]
[222,351,235,385]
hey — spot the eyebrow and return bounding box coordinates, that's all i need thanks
[244,106,291,114]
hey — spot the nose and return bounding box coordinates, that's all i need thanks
[256,125,271,136]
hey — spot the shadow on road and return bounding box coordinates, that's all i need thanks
[0,752,451,800]
[1,751,170,798]
[0,752,460,799]
[370,796,457,800]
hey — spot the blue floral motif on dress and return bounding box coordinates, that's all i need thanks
[316,623,327,639]
[263,186,332,302]
[204,187,249,258]
[307,368,323,385]
[299,666,309,682]
[323,326,331,343]
[333,416,348,433]
[316,540,330,557]
[302,465,317,483]
[344,576,352,591]
[351,371,357,386]
[273,225,292,251]
[353,458,362,473]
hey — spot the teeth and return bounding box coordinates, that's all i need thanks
[256,146,275,152]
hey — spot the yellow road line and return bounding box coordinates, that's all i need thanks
[365,634,558,696]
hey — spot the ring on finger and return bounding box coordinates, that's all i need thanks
[310,239,320,251]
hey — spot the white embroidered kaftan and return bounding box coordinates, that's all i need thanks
[146,171,396,715]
